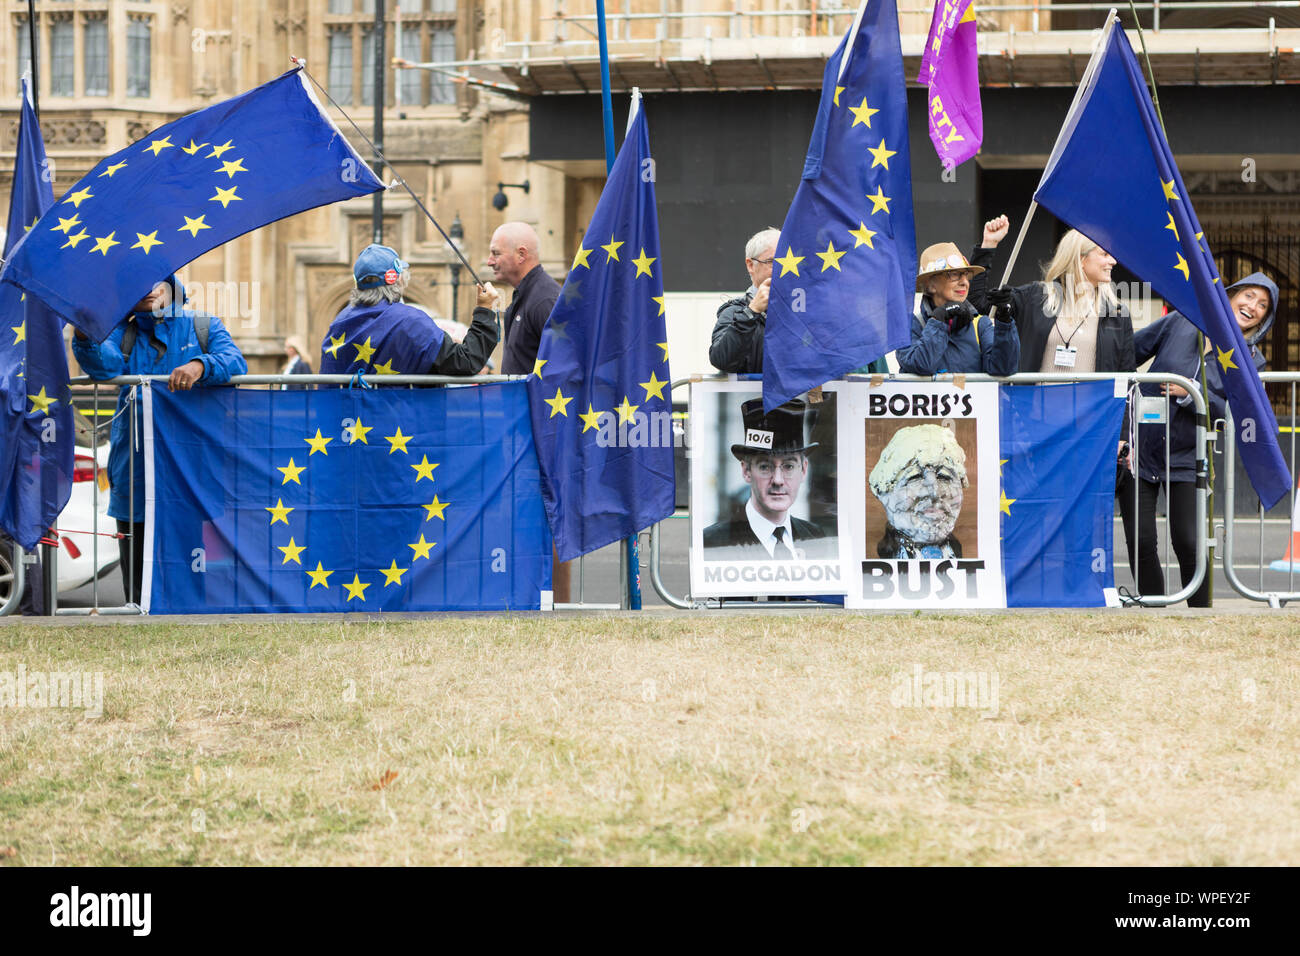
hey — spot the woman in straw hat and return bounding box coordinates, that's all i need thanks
[896,227,1020,377]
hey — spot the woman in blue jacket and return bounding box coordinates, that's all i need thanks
[72,275,247,605]
[1119,272,1278,606]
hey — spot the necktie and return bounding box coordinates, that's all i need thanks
[772,526,795,561]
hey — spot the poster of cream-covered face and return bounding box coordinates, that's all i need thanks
[837,381,1005,608]
[689,381,846,598]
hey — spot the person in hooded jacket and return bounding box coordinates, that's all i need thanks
[896,236,1019,377]
[1118,272,1279,606]
[72,275,247,605]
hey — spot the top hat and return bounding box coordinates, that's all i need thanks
[915,242,985,292]
[354,243,410,290]
[730,398,819,460]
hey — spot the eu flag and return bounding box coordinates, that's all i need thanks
[527,95,675,561]
[1000,381,1126,607]
[763,0,917,412]
[1033,14,1290,509]
[1,68,384,343]
[0,80,73,550]
[143,384,552,613]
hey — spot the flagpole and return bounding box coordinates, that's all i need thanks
[25,0,38,119]
[594,3,639,610]
[371,0,386,244]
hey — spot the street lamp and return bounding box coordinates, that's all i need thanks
[447,213,465,322]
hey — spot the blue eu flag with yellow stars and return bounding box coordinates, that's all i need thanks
[527,94,675,561]
[1,68,384,343]
[143,384,552,613]
[1033,13,1290,510]
[0,79,74,550]
[1000,381,1127,607]
[763,0,917,412]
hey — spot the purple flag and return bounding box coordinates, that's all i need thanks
[918,0,982,168]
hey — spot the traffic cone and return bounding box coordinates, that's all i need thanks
[1269,480,1300,571]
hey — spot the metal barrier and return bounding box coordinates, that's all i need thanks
[1220,371,1300,607]
[648,371,1211,610]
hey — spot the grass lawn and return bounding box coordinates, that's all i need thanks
[1,613,1297,866]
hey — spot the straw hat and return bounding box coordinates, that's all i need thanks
[915,242,984,292]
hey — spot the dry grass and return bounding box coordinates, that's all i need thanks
[1,612,1298,866]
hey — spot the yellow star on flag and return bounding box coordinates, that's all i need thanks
[601,236,624,262]
[278,458,306,485]
[866,187,891,215]
[63,187,93,208]
[52,214,81,234]
[616,396,639,424]
[131,231,163,254]
[631,248,657,278]
[640,372,668,402]
[179,215,211,237]
[210,186,241,208]
[652,295,666,317]
[385,428,412,454]
[411,455,438,482]
[580,404,604,433]
[348,418,372,444]
[833,85,844,107]
[353,337,376,364]
[532,358,547,378]
[1164,212,1179,241]
[381,560,408,586]
[775,247,805,277]
[867,139,897,170]
[657,342,670,362]
[305,428,332,456]
[12,322,26,345]
[99,161,128,178]
[373,358,397,375]
[408,534,435,561]
[61,229,90,249]
[90,231,120,256]
[1216,346,1238,373]
[27,386,56,414]
[422,496,448,521]
[1161,178,1179,201]
[306,562,333,589]
[266,498,293,525]
[207,140,235,159]
[545,387,573,418]
[817,240,847,272]
[571,246,592,270]
[278,537,306,565]
[323,335,345,359]
[217,158,248,178]
[849,222,877,249]
[849,97,879,128]
[999,490,1016,515]
[145,136,174,156]
[1173,253,1190,281]
[182,140,208,156]
[343,574,370,602]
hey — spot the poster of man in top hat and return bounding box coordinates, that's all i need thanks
[691,383,845,598]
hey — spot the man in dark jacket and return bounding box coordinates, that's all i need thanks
[703,398,835,561]
[487,221,561,375]
[710,228,780,373]
[321,244,498,377]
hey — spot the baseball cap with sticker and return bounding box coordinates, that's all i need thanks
[353,243,410,290]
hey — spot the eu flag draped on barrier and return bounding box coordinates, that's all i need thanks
[143,384,552,613]
[528,95,675,561]
[1033,14,1290,510]
[0,80,73,550]
[1,68,384,343]
[1000,381,1126,608]
[763,0,917,412]
[918,0,982,169]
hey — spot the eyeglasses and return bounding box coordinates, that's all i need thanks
[749,257,775,265]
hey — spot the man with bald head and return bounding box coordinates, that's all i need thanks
[485,221,561,375]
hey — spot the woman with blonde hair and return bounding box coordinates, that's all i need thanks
[975,227,1136,374]
[281,334,312,389]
